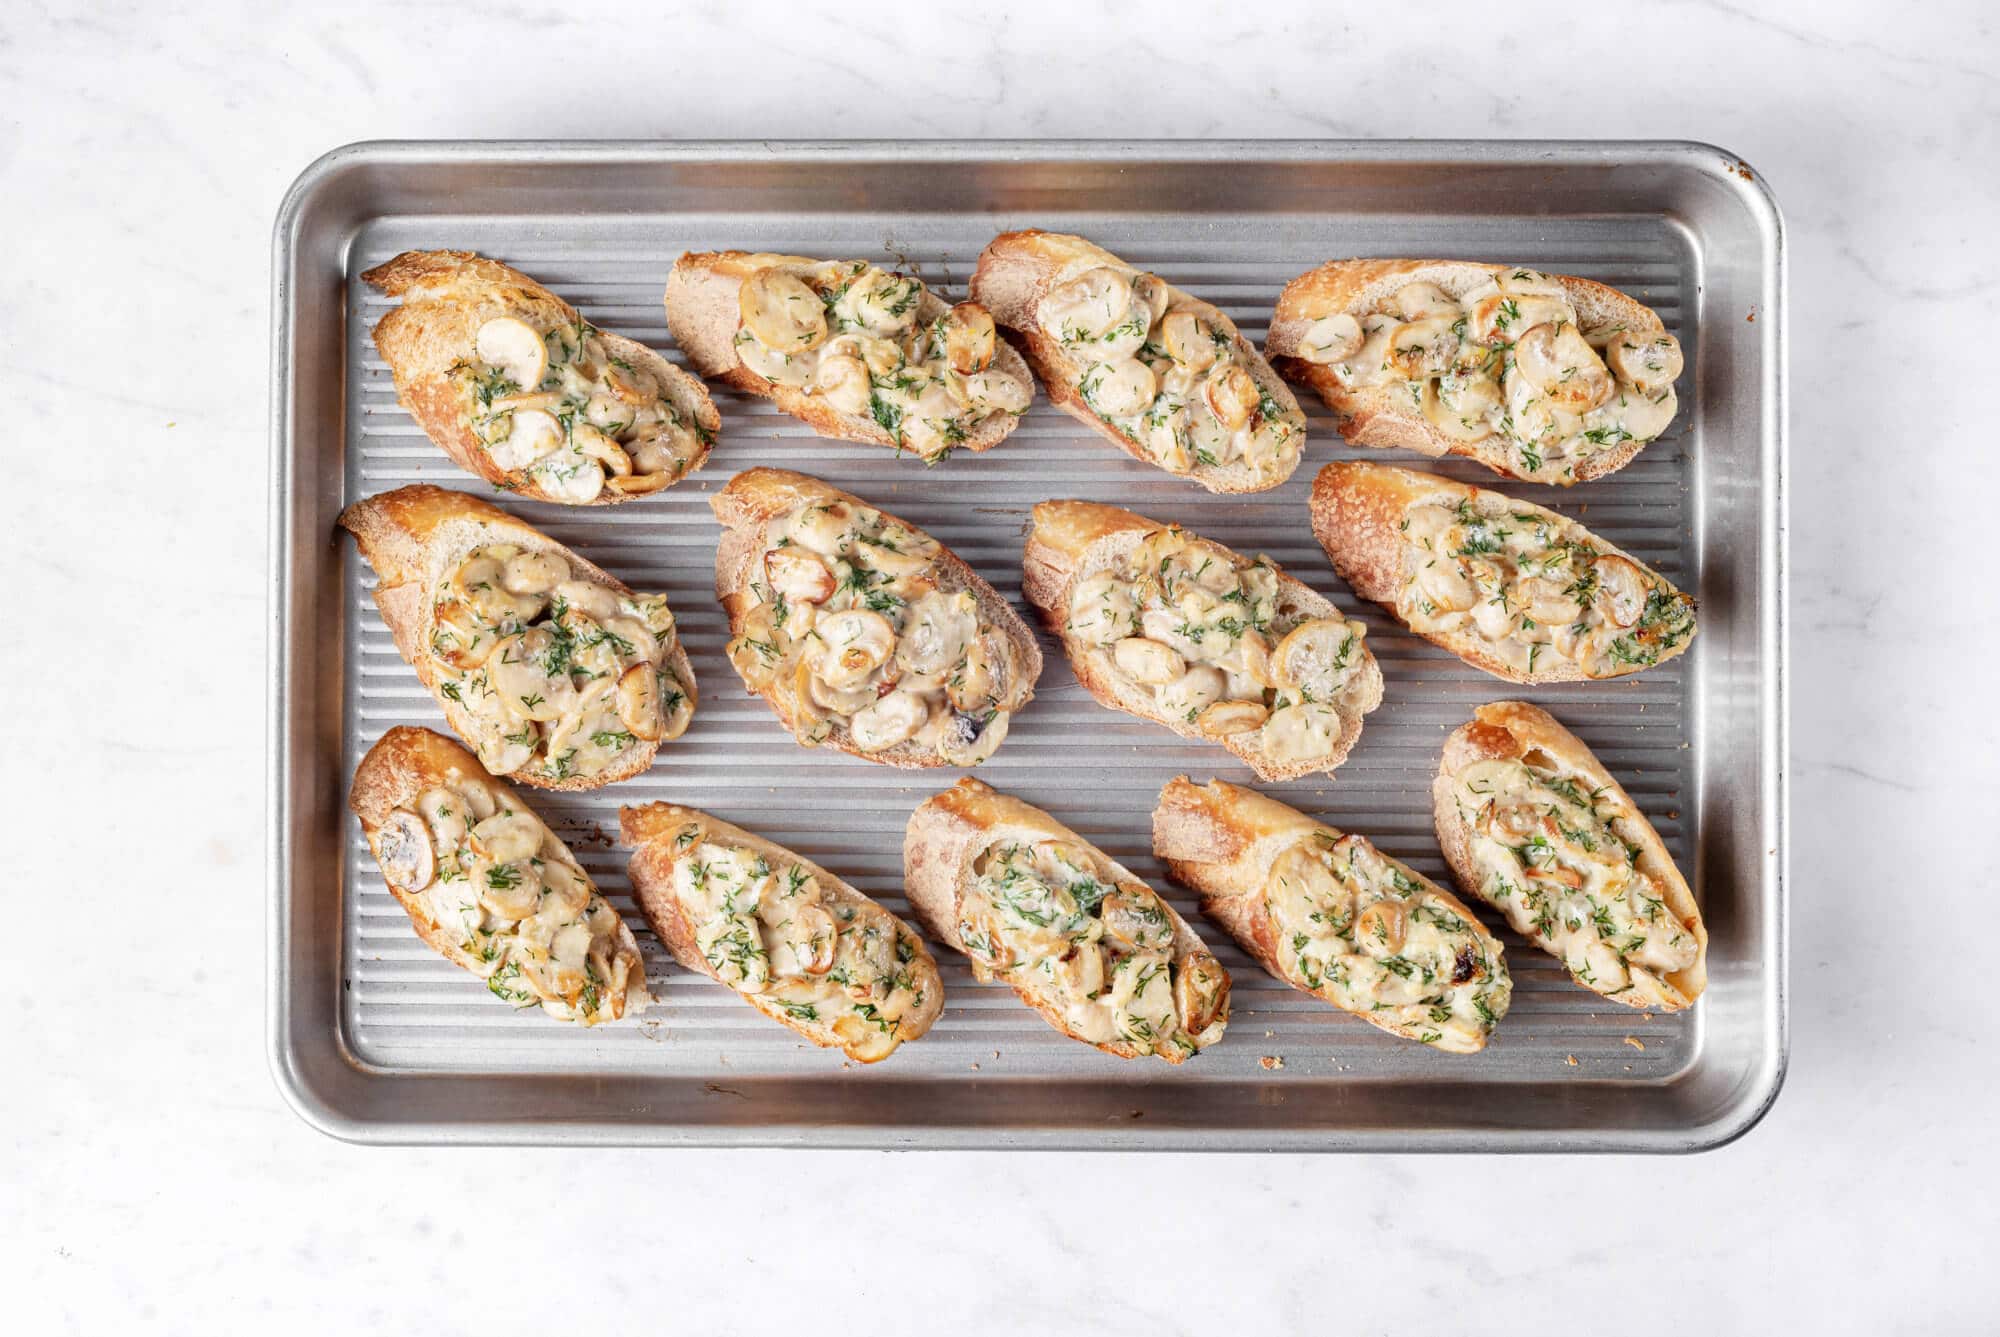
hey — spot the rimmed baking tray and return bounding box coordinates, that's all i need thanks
[269,141,1786,1150]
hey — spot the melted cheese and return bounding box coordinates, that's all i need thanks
[1294,268,1682,484]
[428,544,692,781]
[456,315,708,501]
[1262,832,1509,1051]
[1039,266,1304,485]
[1451,756,1698,1005]
[724,498,1029,765]
[672,832,932,1061]
[959,839,1227,1059]
[1064,526,1374,761]
[1397,495,1696,678]
[731,261,1031,462]
[385,775,646,1024]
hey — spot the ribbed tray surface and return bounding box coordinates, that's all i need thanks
[341,214,1700,1084]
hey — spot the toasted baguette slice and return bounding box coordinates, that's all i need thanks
[339,484,697,790]
[621,802,943,1062]
[711,468,1041,769]
[1023,500,1383,783]
[972,230,1307,493]
[1152,777,1511,1053]
[1266,259,1681,485]
[1310,461,1696,683]
[663,251,1033,462]
[1434,702,1707,1011]
[904,778,1230,1063]
[364,249,718,504]
[350,727,649,1025]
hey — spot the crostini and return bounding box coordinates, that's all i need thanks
[363,249,719,504]
[904,778,1230,1063]
[1310,461,1695,682]
[621,802,943,1062]
[350,727,649,1025]
[1434,702,1707,1010]
[339,484,697,789]
[972,230,1307,492]
[1152,777,1510,1053]
[1266,259,1684,486]
[663,252,1034,463]
[712,468,1040,768]
[1023,500,1383,782]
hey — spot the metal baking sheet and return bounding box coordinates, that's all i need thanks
[269,141,1786,1150]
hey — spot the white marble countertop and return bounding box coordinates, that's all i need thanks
[7,1,1995,1329]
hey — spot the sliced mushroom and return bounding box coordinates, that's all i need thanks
[429,600,497,670]
[572,423,633,477]
[848,688,929,752]
[1039,267,1144,357]
[604,358,658,405]
[1414,558,1478,614]
[1260,700,1339,763]
[488,408,564,470]
[1596,385,1678,442]
[959,369,1031,416]
[1298,311,1363,364]
[489,629,575,721]
[1513,323,1614,413]
[1391,281,1460,321]
[1268,843,1354,932]
[1112,636,1186,686]
[738,267,828,354]
[1156,666,1226,721]
[1202,365,1260,429]
[1423,373,1502,441]
[726,604,784,689]
[537,452,607,504]
[947,632,1003,713]
[848,524,938,579]
[1080,358,1157,417]
[555,579,619,622]
[1270,618,1360,696]
[733,330,814,387]
[1101,888,1173,953]
[1496,268,1568,297]
[475,316,548,393]
[1467,293,1573,346]
[1385,317,1463,379]
[470,811,543,867]
[774,901,837,977]
[374,808,435,892]
[1161,311,1219,372]
[539,858,593,919]
[1053,942,1106,1000]
[1065,573,1138,645]
[837,268,923,337]
[1592,553,1651,627]
[937,708,1010,767]
[764,548,836,605]
[1355,899,1407,955]
[612,662,663,743]
[1132,275,1171,328]
[478,859,544,921]
[1604,330,1684,393]
[944,302,997,374]
[1174,952,1229,1035]
[895,591,976,676]
[805,351,871,417]
[812,609,897,689]
[501,550,569,597]
[1196,699,1268,736]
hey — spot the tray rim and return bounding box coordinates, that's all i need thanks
[268,138,1788,1152]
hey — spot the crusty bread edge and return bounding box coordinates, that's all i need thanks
[1430,701,1708,1010]
[1022,499,1383,783]
[902,777,1228,1063]
[707,467,1042,770]
[619,801,945,1062]
[336,483,698,791]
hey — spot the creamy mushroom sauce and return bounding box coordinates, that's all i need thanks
[1263,831,1509,1051]
[453,314,709,501]
[1292,268,1684,483]
[1449,754,1698,1005]
[731,261,1031,462]
[1066,526,1373,765]
[429,543,692,781]
[724,498,1029,765]
[373,775,645,1024]
[959,839,1228,1059]
[1398,495,1695,678]
[670,829,932,1061]
[1038,265,1305,484]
